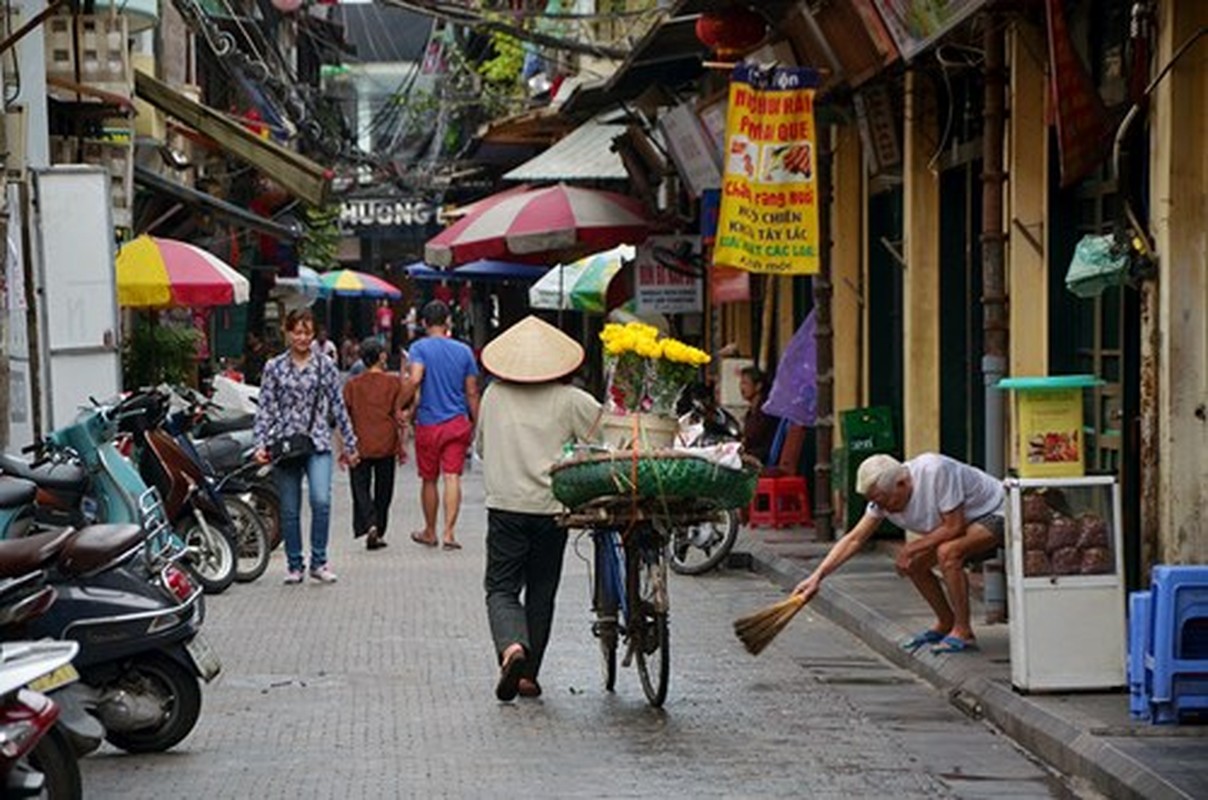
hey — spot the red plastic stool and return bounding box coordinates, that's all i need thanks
[748,476,812,528]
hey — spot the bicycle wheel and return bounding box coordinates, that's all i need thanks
[592,531,622,693]
[631,537,670,707]
[595,617,618,692]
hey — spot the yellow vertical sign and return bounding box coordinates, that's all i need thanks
[714,65,821,276]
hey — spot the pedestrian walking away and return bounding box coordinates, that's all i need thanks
[793,453,1005,654]
[342,337,407,550]
[476,316,601,701]
[400,300,479,551]
[254,308,360,585]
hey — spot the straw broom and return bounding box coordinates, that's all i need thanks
[733,593,808,655]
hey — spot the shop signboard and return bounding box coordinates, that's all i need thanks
[866,0,987,61]
[658,104,721,198]
[714,65,821,276]
[339,196,443,232]
[635,236,703,315]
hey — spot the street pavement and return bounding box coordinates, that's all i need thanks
[741,525,1208,800]
[80,466,1094,799]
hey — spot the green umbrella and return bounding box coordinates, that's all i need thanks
[528,245,633,312]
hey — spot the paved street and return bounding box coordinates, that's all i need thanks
[80,467,1091,799]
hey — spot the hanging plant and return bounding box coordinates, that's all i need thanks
[477,31,525,85]
[298,204,342,271]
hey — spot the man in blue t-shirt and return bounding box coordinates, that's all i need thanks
[400,300,480,550]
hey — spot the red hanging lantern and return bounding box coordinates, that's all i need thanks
[694,6,767,60]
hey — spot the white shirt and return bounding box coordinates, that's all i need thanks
[867,452,1004,532]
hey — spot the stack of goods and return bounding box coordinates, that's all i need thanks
[1020,489,1113,577]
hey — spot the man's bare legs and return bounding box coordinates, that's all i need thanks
[936,523,1000,642]
[419,478,440,542]
[903,549,955,637]
[442,474,462,546]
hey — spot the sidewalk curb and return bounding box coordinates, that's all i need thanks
[743,539,1195,800]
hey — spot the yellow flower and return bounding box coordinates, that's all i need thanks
[634,337,663,359]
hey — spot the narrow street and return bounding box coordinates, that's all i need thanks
[81,467,1089,799]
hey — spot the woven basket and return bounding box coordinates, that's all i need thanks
[551,450,761,512]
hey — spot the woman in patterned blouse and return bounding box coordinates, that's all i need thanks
[254,309,360,584]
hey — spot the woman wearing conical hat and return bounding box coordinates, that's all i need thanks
[476,315,601,702]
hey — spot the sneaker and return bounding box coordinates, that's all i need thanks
[283,570,304,585]
[309,565,338,584]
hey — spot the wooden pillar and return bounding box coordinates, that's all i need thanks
[1006,20,1049,382]
[902,70,941,457]
[832,123,863,420]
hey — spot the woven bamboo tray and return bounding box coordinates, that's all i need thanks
[550,450,760,516]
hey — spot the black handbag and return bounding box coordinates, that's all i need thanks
[268,364,324,465]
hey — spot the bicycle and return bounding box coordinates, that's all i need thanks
[589,520,671,707]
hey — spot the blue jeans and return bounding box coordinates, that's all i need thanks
[274,451,333,572]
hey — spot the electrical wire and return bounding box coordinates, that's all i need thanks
[926,43,984,174]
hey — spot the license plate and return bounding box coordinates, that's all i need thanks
[185,633,222,681]
[27,663,79,693]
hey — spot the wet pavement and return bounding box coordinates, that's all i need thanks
[79,467,1095,799]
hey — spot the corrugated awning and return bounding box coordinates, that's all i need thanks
[503,120,628,182]
[134,165,301,240]
[134,71,332,206]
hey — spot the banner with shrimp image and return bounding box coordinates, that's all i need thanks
[713,65,821,276]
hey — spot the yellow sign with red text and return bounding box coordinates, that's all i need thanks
[714,66,820,275]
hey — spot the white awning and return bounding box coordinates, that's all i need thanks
[503,120,628,182]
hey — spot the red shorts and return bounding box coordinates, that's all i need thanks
[414,416,473,481]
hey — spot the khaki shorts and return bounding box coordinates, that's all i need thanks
[966,513,1005,565]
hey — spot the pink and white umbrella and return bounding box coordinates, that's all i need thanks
[424,183,655,268]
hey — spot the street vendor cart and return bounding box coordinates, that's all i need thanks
[552,447,759,707]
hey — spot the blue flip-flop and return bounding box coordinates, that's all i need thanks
[900,629,946,652]
[930,635,979,654]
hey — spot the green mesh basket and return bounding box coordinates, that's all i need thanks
[551,450,760,512]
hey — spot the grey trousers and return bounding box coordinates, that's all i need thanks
[484,509,567,681]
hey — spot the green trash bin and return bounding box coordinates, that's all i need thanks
[839,407,897,531]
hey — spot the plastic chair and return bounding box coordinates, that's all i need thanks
[1128,590,1152,719]
[1146,565,1208,723]
[748,475,812,528]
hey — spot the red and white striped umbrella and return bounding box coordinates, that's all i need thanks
[424,183,655,268]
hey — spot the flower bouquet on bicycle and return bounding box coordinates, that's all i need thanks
[550,324,760,707]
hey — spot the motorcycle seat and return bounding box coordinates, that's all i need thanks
[0,453,88,493]
[59,524,146,577]
[196,414,255,437]
[193,436,244,473]
[0,475,37,509]
[0,528,75,578]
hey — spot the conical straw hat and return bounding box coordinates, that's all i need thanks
[481,316,584,383]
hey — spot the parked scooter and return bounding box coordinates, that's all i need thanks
[2,393,237,594]
[0,529,87,798]
[120,389,269,583]
[0,522,219,754]
[0,640,82,798]
[668,395,743,575]
[169,385,280,552]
